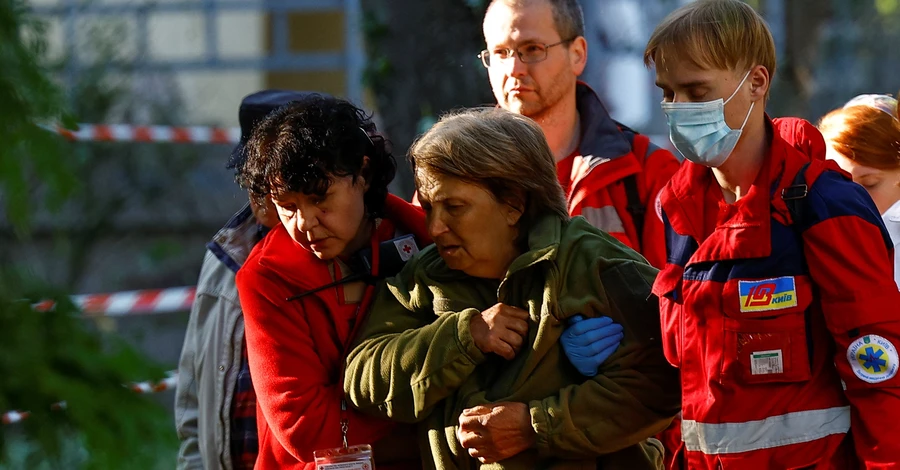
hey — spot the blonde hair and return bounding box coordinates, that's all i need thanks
[409,107,569,230]
[818,92,900,171]
[644,0,776,91]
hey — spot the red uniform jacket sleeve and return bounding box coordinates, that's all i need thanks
[236,265,394,463]
[800,170,900,468]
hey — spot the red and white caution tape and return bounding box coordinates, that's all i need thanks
[34,286,197,316]
[3,402,69,424]
[49,124,241,144]
[3,372,177,425]
[129,371,178,394]
[2,410,30,425]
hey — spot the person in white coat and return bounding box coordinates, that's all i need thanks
[819,92,900,288]
[886,200,900,288]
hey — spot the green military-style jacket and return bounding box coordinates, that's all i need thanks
[345,215,680,469]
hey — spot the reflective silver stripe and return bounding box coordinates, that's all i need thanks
[682,406,850,455]
[580,206,625,234]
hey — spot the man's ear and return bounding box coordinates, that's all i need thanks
[749,64,770,101]
[569,36,588,76]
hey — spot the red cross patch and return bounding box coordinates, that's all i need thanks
[393,237,419,261]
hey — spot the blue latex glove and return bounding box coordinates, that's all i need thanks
[561,315,624,376]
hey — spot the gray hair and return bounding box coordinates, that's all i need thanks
[409,107,569,232]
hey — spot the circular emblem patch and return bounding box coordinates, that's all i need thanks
[847,334,899,384]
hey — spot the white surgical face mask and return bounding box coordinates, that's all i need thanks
[661,70,754,167]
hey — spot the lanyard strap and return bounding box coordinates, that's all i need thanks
[335,227,382,447]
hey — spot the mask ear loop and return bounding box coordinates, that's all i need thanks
[738,102,755,130]
[724,70,753,105]
[726,70,754,131]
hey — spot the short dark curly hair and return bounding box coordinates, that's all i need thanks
[236,94,396,217]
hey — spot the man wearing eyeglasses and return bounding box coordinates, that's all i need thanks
[480,0,681,271]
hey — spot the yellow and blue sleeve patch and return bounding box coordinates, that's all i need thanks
[738,276,798,312]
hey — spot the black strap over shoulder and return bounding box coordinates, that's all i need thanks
[779,161,815,366]
[782,162,811,225]
[285,234,418,301]
[614,120,647,240]
[625,175,645,238]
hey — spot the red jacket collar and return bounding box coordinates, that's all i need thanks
[575,82,634,162]
[660,117,818,262]
[567,82,644,209]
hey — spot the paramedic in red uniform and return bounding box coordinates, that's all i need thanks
[644,0,900,468]
[480,0,681,269]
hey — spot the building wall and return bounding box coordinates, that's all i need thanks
[29,0,352,128]
[265,10,348,97]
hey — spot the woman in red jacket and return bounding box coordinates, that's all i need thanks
[233,94,428,469]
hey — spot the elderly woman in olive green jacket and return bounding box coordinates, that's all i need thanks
[344,108,680,469]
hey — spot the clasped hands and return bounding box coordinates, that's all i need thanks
[461,304,624,462]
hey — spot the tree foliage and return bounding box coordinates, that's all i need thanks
[362,0,494,198]
[0,273,176,469]
[34,19,203,291]
[1,2,177,468]
[0,1,76,233]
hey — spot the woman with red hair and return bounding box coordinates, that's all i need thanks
[819,92,900,288]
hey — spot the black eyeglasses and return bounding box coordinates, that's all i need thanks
[478,38,574,68]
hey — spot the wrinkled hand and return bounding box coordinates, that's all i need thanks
[561,315,624,376]
[469,303,529,360]
[456,402,535,463]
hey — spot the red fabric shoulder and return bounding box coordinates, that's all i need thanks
[772,117,826,162]
[770,142,850,226]
[629,132,651,163]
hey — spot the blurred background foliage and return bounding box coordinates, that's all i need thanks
[1,1,177,468]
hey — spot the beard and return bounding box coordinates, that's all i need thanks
[497,71,573,121]
[504,93,543,117]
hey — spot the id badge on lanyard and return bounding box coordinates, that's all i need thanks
[314,234,382,470]
[314,443,374,470]
[313,346,377,470]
